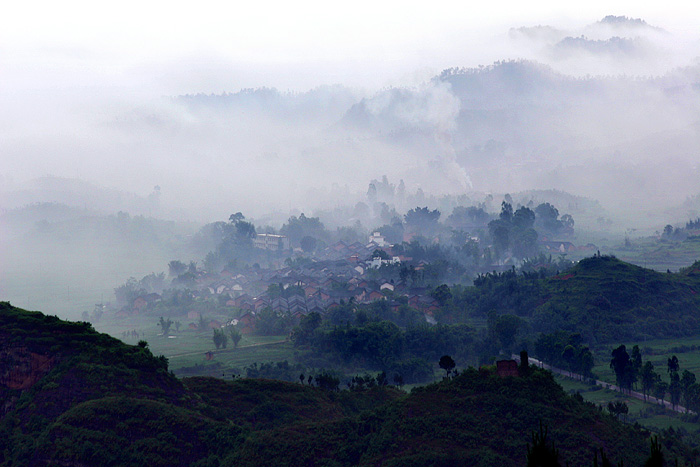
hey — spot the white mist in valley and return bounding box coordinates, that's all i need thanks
[2,3,700,318]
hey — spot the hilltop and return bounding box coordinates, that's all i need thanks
[463,255,700,344]
[0,302,682,466]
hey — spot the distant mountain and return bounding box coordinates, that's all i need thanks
[0,302,670,466]
[552,35,651,58]
[178,85,361,125]
[595,15,666,33]
[0,176,157,216]
[337,59,700,210]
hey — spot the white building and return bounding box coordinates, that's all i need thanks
[367,256,401,269]
[253,234,290,251]
[368,232,388,247]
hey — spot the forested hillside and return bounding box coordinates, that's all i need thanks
[455,255,700,344]
[0,302,687,466]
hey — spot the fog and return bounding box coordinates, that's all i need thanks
[2,11,699,221]
[2,6,700,317]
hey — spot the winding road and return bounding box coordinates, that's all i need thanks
[512,354,694,415]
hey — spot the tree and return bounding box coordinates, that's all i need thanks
[404,207,441,237]
[227,326,242,348]
[560,214,574,232]
[681,369,696,409]
[576,347,595,379]
[610,345,635,392]
[653,378,668,404]
[114,278,145,306]
[430,284,452,307]
[314,371,340,391]
[371,248,391,260]
[488,314,523,354]
[158,317,173,336]
[663,224,674,238]
[669,371,682,410]
[511,226,539,259]
[512,206,535,229]
[640,361,657,401]
[300,236,318,253]
[488,219,511,255]
[446,206,490,230]
[439,355,456,378]
[607,401,628,422]
[594,448,617,467]
[526,422,561,467]
[291,312,322,345]
[499,201,513,223]
[280,213,326,247]
[667,355,679,374]
[561,345,576,377]
[644,437,664,467]
[630,345,642,387]
[168,260,187,277]
[212,328,228,349]
[535,203,561,233]
[229,212,244,223]
[519,350,530,376]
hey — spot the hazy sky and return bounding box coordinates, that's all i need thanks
[2,0,700,221]
[3,1,700,93]
[2,0,700,317]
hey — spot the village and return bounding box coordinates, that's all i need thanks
[110,231,444,334]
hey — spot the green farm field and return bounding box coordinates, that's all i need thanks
[554,374,700,433]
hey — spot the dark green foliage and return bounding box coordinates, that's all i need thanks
[488,313,525,354]
[404,207,441,237]
[297,319,475,382]
[607,401,629,421]
[244,361,304,382]
[641,361,658,401]
[439,355,456,377]
[534,332,594,378]
[254,307,294,336]
[212,328,228,349]
[526,422,561,467]
[280,213,327,248]
[611,345,636,392]
[314,371,341,391]
[158,316,173,335]
[0,302,691,466]
[644,437,665,467]
[464,255,700,344]
[0,302,183,465]
[431,284,452,306]
[231,367,653,467]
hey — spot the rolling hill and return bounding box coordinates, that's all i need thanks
[0,302,680,466]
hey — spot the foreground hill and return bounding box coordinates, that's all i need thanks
[0,302,683,466]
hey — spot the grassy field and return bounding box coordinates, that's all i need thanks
[593,336,700,384]
[94,316,296,377]
[555,375,700,433]
[607,236,700,272]
[562,334,700,434]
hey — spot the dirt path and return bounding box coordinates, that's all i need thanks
[513,354,693,415]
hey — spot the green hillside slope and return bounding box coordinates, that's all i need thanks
[0,302,685,466]
[465,255,700,343]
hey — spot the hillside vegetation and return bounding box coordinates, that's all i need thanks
[0,302,684,466]
[460,255,700,344]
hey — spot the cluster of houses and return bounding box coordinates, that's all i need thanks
[116,226,595,332]
[119,235,442,332]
